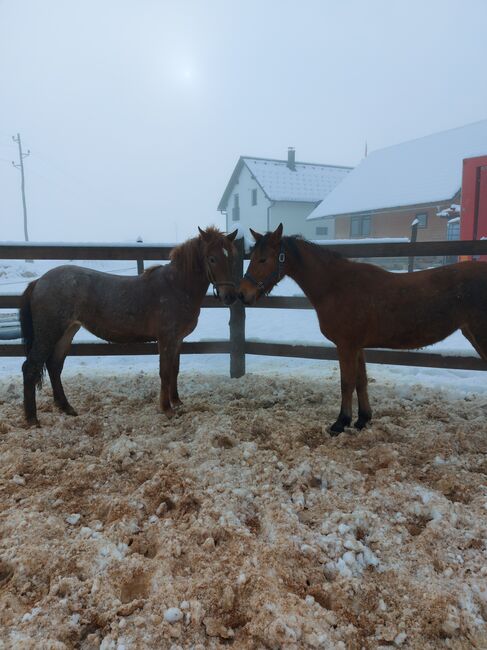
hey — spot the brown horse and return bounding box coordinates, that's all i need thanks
[20,227,238,426]
[239,223,487,435]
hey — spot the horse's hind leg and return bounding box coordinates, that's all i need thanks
[355,349,372,430]
[46,323,80,416]
[330,346,358,436]
[23,335,59,426]
[462,322,487,361]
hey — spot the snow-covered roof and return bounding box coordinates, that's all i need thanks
[217,156,351,210]
[307,120,487,220]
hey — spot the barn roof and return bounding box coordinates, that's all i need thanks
[307,119,487,221]
[217,156,351,211]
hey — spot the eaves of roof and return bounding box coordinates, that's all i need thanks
[328,192,461,220]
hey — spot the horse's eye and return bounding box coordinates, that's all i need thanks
[259,258,266,264]
[209,256,216,264]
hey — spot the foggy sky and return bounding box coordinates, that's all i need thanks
[1,0,487,244]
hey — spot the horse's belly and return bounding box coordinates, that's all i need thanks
[369,320,458,350]
[81,321,155,344]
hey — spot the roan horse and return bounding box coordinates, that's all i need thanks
[20,227,238,426]
[239,223,487,435]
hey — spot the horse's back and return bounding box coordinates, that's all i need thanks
[29,265,157,338]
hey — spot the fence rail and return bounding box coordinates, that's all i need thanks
[1,238,487,374]
[1,238,487,259]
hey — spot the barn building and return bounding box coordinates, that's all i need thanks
[217,149,352,240]
[307,119,487,241]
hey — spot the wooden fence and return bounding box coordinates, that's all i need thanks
[1,239,487,376]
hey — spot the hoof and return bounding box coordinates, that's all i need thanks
[171,398,183,409]
[162,407,176,419]
[26,417,40,428]
[329,413,351,436]
[329,422,344,436]
[58,403,78,416]
[354,412,372,430]
[64,406,78,417]
[354,418,370,430]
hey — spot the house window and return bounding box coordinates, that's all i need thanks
[251,188,257,206]
[350,214,371,237]
[316,226,328,236]
[232,194,240,221]
[447,219,460,241]
[415,212,428,229]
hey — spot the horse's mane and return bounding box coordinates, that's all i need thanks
[143,264,163,277]
[169,226,228,282]
[253,233,343,263]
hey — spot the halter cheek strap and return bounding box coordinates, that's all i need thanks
[206,260,236,299]
[243,242,286,296]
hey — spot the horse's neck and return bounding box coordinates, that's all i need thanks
[174,265,209,303]
[285,241,340,303]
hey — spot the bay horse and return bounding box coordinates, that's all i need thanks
[239,223,487,435]
[20,226,238,426]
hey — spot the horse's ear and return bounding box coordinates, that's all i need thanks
[198,226,210,242]
[226,228,238,242]
[269,222,283,244]
[249,227,263,242]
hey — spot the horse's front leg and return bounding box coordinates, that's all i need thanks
[330,346,358,436]
[354,349,372,429]
[158,340,176,418]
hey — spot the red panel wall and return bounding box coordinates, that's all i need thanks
[461,155,487,261]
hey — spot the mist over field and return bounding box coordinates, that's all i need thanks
[1,0,487,243]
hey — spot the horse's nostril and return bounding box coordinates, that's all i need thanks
[238,292,244,301]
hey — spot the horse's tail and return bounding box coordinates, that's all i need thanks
[19,280,47,389]
[19,280,37,356]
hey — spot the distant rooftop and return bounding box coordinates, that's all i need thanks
[307,119,487,220]
[218,154,352,211]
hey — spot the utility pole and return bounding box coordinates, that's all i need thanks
[12,133,30,242]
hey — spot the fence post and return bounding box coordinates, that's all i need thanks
[136,236,144,274]
[229,237,245,378]
[408,221,418,272]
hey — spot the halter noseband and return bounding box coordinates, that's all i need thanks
[243,241,286,296]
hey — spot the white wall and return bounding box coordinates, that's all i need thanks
[224,164,270,234]
[270,202,335,239]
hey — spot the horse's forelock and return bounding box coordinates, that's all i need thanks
[251,233,300,260]
[170,228,235,282]
[204,227,236,257]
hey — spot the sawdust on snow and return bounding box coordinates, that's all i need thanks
[0,369,486,649]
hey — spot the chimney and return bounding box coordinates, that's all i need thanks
[287,147,296,171]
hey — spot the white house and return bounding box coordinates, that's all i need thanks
[217,148,352,240]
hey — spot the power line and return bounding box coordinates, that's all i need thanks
[11,133,30,242]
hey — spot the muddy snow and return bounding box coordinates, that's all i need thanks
[0,368,486,649]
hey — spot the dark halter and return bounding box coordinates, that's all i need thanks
[243,241,286,295]
[206,259,235,299]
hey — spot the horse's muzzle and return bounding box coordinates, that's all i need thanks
[238,290,257,306]
[220,288,237,306]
